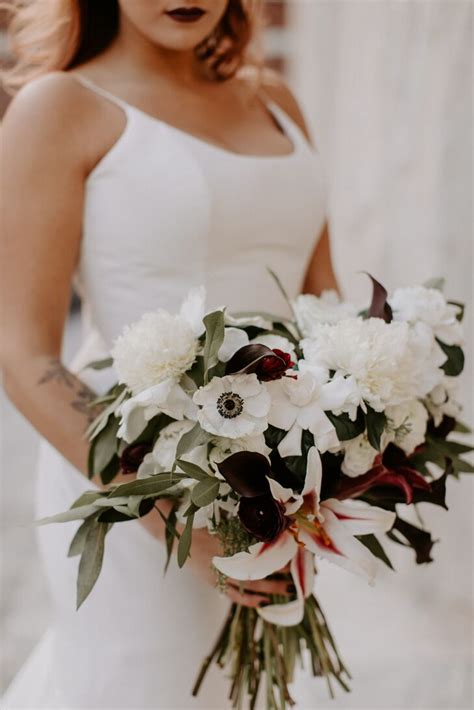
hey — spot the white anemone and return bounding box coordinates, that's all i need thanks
[193,374,271,438]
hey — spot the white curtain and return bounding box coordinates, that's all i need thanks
[287,2,473,707]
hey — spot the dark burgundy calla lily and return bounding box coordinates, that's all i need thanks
[119,443,152,474]
[366,273,393,323]
[225,344,294,381]
[333,443,432,505]
[217,451,292,542]
[217,451,271,497]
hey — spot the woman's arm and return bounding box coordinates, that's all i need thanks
[0,73,131,483]
[260,70,340,296]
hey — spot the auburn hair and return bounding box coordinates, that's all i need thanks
[1,0,265,93]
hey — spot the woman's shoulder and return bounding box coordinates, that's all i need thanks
[1,71,119,175]
[238,64,313,144]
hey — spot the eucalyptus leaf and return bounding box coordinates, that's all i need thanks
[36,503,103,526]
[71,491,106,509]
[423,277,445,291]
[175,422,210,462]
[68,516,99,558]
[176,459,211,481]
[84,357,113,371]
[177,508,195,567]
[110,472,184,498]
[191,477,220,507]
[203,310,225,378]
[76,521,109,609]
[91,416,120,479]
[86,388,127,440]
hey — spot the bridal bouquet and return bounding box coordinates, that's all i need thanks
[39,273,472,709]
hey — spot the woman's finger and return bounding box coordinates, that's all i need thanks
[225,584,270,609]
[228,578,293,596]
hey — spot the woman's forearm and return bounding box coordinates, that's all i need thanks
[3,354,100,477]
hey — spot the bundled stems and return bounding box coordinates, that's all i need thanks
[192,594,351,709]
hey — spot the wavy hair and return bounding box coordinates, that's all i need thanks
[1,0,264,93]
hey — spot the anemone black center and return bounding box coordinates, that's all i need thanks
[217,391,244,419]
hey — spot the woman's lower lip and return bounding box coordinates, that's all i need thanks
[165,9,206,24]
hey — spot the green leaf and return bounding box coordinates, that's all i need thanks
[110,472,184,498]
[202,310,225,379]
[71,491,106,509]
[86,388,127,440]
[325,409,365,442]
[447,300,465,322]
[91,416,120,480]
[423,277,445,291]
[436,339,465,376]
[453,421,472,434]
[266,268,301,334]
[155,504,180,574]
[175,422,210,462]
[365,407,387,451]
[191,477,220,507]
[177,506,196,567]
[99,454,120,486]
[85,357,113,370]
[357,534,394,570]
[68,516,99,558]
[36,503,103,525]
[176,459,210,481]
[76,521,109,609]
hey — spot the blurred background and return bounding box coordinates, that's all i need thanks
[1,1,472,708]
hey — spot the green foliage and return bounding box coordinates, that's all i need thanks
[325,409,365,442]
[436,339,465,376]
[191,477,220,507]
[175,423,210,464]
[110,472,185,498]
[85,357,113,370]
[202,310,225,382]
[177,504,197,567]
[76,520,110,609]
[365,407,387,451]
[357,534,394,570]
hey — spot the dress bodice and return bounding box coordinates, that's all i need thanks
[69,74,328,372]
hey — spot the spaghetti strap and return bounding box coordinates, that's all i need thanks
[70,73,131,112]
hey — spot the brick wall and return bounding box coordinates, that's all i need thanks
[0,1,288,118]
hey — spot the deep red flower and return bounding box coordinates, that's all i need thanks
[119,443,152,474]
[258,348,295,381]
[225,344,294,381]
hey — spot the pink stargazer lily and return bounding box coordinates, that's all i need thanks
[212,447,395,626]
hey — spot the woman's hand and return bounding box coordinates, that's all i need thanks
[182,513,293,608]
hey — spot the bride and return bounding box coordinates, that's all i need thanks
[0,1,338,707]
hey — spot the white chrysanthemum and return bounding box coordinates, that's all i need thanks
[193,374,271,438]
[301,318,420,411]
[112,312,199,394]
[341,434,379,478]
[293,290,358,337]
[425,377,462,426]
[390,286,464,346]
[385,400,428,455]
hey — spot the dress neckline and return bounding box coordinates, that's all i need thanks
[71,73,302,161]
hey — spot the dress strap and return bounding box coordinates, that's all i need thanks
[70,73,131,112]
[260,94,310,152]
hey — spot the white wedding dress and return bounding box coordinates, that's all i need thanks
[2,74,328,709]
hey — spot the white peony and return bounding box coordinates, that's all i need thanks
[385,399,428,455]
[425,376,462,426]
[341,434,379,478]
[193,374,271,438]
[390,286,464,346]
[137,420,195,479]
[293,290,358,337]
[111,288,205,395]
[302,318,426,412]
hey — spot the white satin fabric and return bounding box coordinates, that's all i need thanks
[3,74,327,708]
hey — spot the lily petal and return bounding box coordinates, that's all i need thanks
[257,548,315,627]
[212,532,298,581]
[277,422,303,457]
[322,499,395,536]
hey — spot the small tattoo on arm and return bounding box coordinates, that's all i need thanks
[38,358,98,423]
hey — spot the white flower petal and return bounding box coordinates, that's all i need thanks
[322,499,395,536]
[212,533,298,581]
[179,286,206,337]
[218,328,250,362]
[277,422,303,457]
